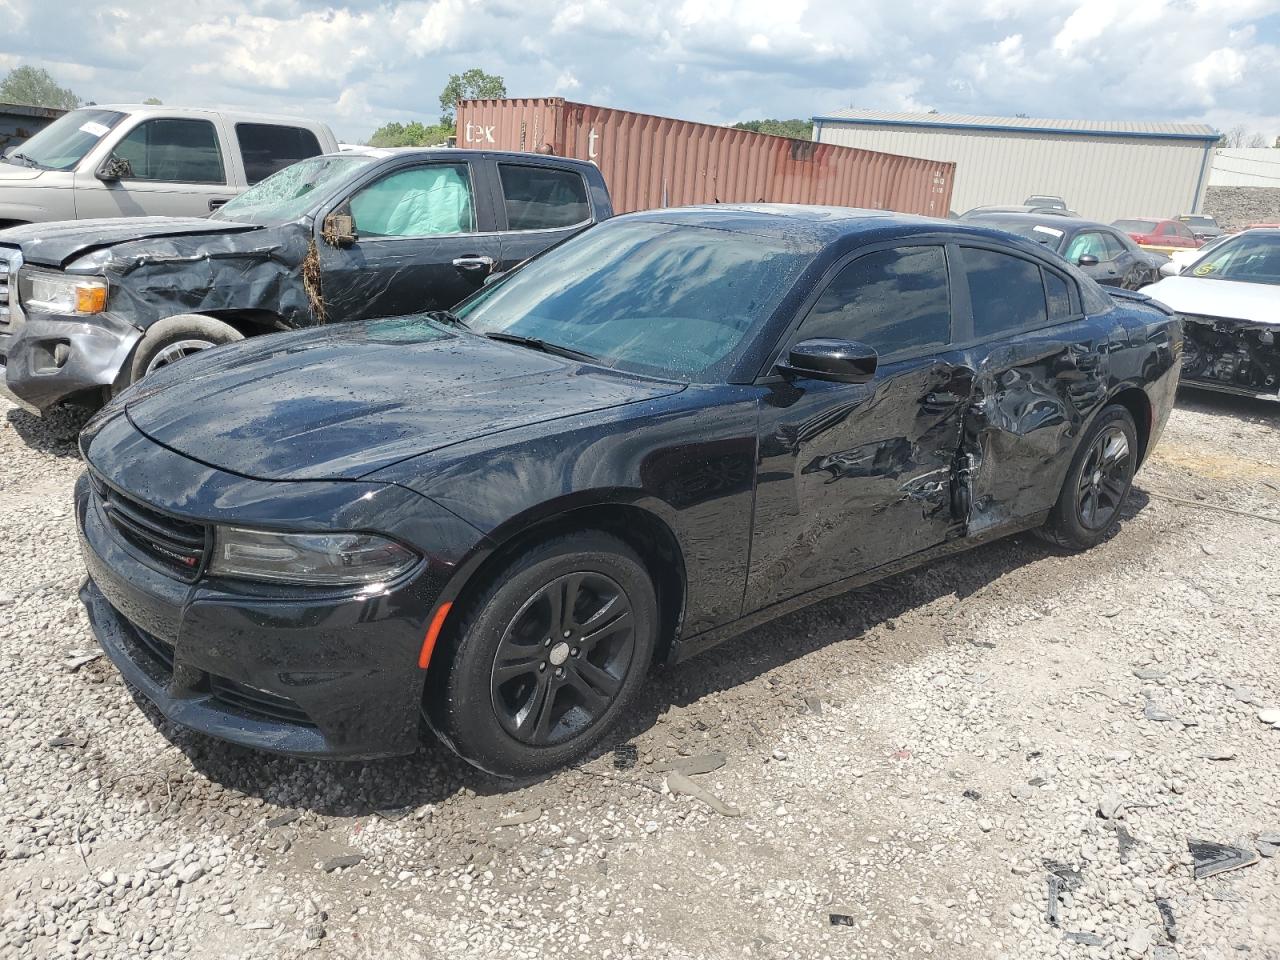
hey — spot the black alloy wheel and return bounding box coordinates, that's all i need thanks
[1038,404,1138,551]
[490,571,636,746]
[425,530,657,778]
[1074,425,1132,531]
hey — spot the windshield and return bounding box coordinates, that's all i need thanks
[3,108,125,171]
[1114,219,1158,233]
[456,219,812,382]
[212,154,374,224]
[1185,231,1280,285]
[1179,216,1216,227]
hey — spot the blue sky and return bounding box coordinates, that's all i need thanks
[2,0,1277,143]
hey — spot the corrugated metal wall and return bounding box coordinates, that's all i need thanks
[814,122,1215,222]
[1209,149,1280,188]
[0,103,64,154]
[457,99,954,217]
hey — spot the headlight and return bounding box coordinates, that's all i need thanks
[25,271,108,314]
[207,526,419,586]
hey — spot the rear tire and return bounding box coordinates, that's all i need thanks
[127,315,243,385]
[1037,405,1137,551]
[426,531,657,778]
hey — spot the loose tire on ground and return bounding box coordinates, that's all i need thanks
[127,314,243,385]
[1037,404,1139,552]
[426,530,658,778]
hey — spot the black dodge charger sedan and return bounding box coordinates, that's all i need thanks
[75,205,1181,777]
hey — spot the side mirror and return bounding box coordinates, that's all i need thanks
[321,212,358,248]
[1159,261,1179,278]
[96,155,132,182]
[778,338,878,384]
[1077,254,1100,267]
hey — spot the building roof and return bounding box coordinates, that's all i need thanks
[812,109,1220,143]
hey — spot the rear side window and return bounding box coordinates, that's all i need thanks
[1045,270,1072,320]
[962,247,1048,338]
[235,123,322,185]
[112,118,225,184]
[798,246,951,355]
[498,164,590,230]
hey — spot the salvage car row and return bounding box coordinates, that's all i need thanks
[0,128,1272,779]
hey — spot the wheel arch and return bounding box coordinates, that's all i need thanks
[1106,384,1153,467]
[434,493,689,673]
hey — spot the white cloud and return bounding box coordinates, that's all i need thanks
[0,0,1275,143]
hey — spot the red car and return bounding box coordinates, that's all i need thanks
[1112,218,1203,250]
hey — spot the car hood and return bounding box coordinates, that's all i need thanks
[0,161,45,183]
[1144,275,1279,327]
[122,317,685,482]
[0,216,261,268]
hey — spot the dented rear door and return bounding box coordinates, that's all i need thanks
[951,242,1116,534]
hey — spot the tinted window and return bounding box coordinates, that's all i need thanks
[798,246,950,355]
[962,247,1048,338]
[112,118,225,183]
[1045,270,1072,319]
[457,220,811,382]
[498,164,591,229]
[349,163,475,237]
[1100,232,1128,259]
[235,123,322,185]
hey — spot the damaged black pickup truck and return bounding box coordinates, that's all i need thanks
[1144,228,1280,400]
[0,148,612,415]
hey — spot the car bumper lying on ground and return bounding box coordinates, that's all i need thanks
[73,412,484,759]
[0,310,141,415]
[1180,314,1280,401]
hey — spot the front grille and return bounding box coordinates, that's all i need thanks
[91,473,210,581]
[0,248,15,328]
[209,676,315,727]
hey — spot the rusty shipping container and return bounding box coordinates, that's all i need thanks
[456,98,955,217]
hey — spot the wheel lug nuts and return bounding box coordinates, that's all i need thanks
[554,667,564,678]
[563,630,571,638]
[544,638,551,647]
[539,662,546,672]
[571,647,579,657]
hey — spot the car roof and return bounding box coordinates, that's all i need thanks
[613,204,948,242]
[321,146,600,170]
[92,104,327,127]
[965,212,1114,232]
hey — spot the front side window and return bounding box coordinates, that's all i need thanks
[1065,232,1110,262]
[3,108,125,171]
[962,247,1048,338]
[1100,232,1129,259]
[111,119,225,184]
[235,123,323,185]
[457,220,812,382]
[797,246,951,356]
[498,164,590,230]
[348,163,476,237]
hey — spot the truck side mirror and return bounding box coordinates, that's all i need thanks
[321,212,358,248]
[96,155,132,182]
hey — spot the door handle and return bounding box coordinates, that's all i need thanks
[452,255,495,272]
[208,198,228,211]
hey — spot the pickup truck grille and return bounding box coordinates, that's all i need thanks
[0,249,15,329]
[90,472,211,581]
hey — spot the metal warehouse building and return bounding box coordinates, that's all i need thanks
[812,110,1221,223]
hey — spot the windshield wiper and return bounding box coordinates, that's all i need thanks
[425,309,469,329]
[5,152,41,169]
[483,331,597,363]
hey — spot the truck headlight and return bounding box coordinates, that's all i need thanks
[207,526,419,586]
[25,272,108,314]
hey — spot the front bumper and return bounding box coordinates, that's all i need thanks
[1180,315,1280,402]
[74,415,486,759]
[1,309,141,415]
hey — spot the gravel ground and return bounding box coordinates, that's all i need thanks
[2,390,1278,960]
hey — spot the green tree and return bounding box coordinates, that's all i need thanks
[439,68,507,123]
[0,65,81,110]
[143,96,163,105]
[368,119,455,148]
[732,118,814,139]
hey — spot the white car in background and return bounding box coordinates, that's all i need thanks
[1144,229,1280,400]
[1159,233,1232,277]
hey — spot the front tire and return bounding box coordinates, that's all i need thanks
[1037,404,1138,551]
[127,314,243,385]
[426,531,657,778]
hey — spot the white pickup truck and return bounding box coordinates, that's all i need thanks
[0,104,338,226]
